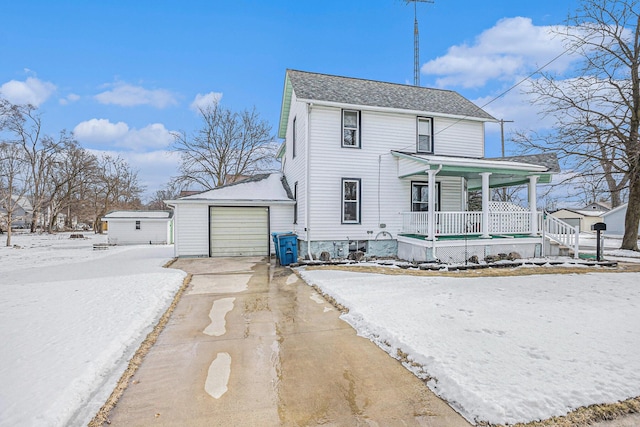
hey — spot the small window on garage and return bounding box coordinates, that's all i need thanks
[135,220,141,230]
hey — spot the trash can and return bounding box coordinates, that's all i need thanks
[271,232,297,266]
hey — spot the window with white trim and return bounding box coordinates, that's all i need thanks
[135,220,141,230]
[417,117,433,153]
[342,110,360,148]
[342,178,361,223]
[292,116,297,158]
[411,182,440,212]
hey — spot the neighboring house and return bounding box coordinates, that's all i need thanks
[165,174,294,257]
[583,201,611,212]
[0,195,33,229]
[601,203,640,236]
[550,202,610,232]
[550,208,603,232]
[168,70,565,262]
[101,211,174,245]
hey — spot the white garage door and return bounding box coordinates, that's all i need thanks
[210,207,269,257]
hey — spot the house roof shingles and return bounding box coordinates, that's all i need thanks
[487,153,561,173]
[286,69,496,121]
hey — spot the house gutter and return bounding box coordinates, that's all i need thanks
[294,98,497,123]
[306,102,313,261]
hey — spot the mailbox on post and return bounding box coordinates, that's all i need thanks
[591,222,606,261]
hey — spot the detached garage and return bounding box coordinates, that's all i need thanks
[166,173,295,258]
[101,211,173,245]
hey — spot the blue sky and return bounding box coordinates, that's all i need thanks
[1,0,581,199]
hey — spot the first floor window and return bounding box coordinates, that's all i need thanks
[342,110,360,148]
[135,220,141,230]
[417,117,433,153]
[342,178,361,223]
[411,182,440,212]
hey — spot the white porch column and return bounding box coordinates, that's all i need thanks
[480,172,492,238]
[427,169,438,240]
[529,175,539,235]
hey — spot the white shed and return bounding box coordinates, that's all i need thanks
[165,173,295,258]
[102,211,173,245]
[601,203,640,236]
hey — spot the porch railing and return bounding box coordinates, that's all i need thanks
[402,211,532,236]
[542,212,579,258]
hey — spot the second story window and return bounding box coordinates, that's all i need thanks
[292,116,297,158]
[417,117,433,153]
[135,220,141,230]
[342,110,360,148]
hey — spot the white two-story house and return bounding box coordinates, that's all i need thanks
[278,70,568,263]
[168,70,574,263]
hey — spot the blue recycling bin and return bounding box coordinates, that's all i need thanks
[272,232,297,266]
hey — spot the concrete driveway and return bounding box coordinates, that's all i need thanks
[105,257,470,426]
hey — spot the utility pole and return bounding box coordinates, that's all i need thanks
[499,119,514,201]
[499,119,514,158]
[404,0,433,86]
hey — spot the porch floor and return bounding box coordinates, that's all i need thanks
[399,233,535,241]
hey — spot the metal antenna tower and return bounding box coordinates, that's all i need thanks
[404,0,433,86]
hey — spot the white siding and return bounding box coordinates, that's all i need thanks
[304,106,468,242]
[282,92,309,239]
[603,204,639,236]
[174,203,209,257]
[270,204,295,254]
[173,202,294,257]
[433,118,484,158]
[106,219,171,245]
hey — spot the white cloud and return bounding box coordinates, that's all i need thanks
[119,123,174,151]
[59,93,80,105]
[73,118,129,143]
[190,91,223,111]
[422,17,575,88]
[73,119,174,152]
[95,82,178,108]
[0,77,56,106]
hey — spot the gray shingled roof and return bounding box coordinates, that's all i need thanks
[488,153,561,173]
[287,69,496,121]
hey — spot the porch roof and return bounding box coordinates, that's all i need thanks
[391,151,557,189]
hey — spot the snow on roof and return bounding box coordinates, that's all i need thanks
[103,210,172,219]
[178,173,293,202]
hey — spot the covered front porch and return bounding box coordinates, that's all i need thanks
[391,151,565,262]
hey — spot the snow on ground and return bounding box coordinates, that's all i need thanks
[299,268,640,425]
[0,232,186,427]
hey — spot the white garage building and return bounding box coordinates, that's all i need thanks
[102,210,173,245]
[165,173,295,257]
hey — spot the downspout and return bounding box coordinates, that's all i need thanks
[306,103,313,260]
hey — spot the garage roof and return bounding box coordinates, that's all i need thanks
[169,173,294,204]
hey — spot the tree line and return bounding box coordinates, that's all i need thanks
[0,100,143,245]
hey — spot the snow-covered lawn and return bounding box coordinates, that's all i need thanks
[299,267,640,425]
[0,232,186,427]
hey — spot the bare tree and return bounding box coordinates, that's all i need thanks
[88,154,144,233]
[0,100,67,232]
[171,104,277,189]
[45,139,99,231]
[146,180,185,210]
[0,142,28,245]
[518,0,640,250]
